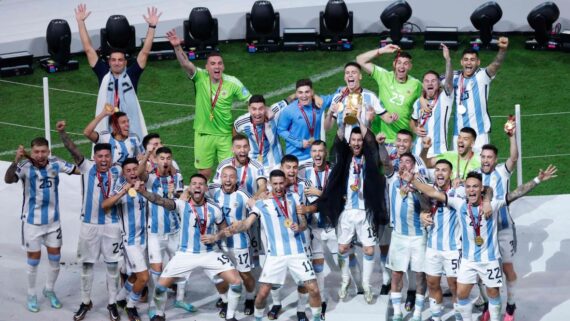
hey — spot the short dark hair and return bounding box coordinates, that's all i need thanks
[466,171,482,182]
[459,127,477,140]
[206,52,222,60]
[269,169,286,180]
[142,133,160,150]
[311,139,327,148]
[481,144,498,156]
[281,154,299,165]
[30,137,49,148]
[222,165,238,175]
[109,111,128,126]
[232,133,249,144]
[349,126,362,138]
[344,62,361,71]
[121,157,138,168]
[462,48,479,58]
[435,159,453,171]
[397,129,414,139]
[94,143,112,153]
[108,49,127,58]
[397,51,412,60]
[296,79,313,89]
[423,70,440,80]
[190,173,208,183]
[155,146,172,156]
[249,95,266,105]
[400,151,416,163]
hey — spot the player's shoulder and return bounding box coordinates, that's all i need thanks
[16,159,32,171]
[128,133,141,142]
[216,157,233,169]
[222,73,244,87]
[235,113,252,129]
[249,158,264,169]
[236,188,252,199]
[362,88,379,97]
[208,183,222,191]
[206,199,222,211]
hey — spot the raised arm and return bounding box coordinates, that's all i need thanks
[166,29,196,78]
[74,4,99,67]
[405,171,447,202]
[84,107,114,142]
[377,133,393,176]
[102,182,131,211]
[324,102,339,131]
[505,125,518,172]
[356,44,400,75]
[442,44,453,94]
[507,165,557,203]
[137,7,162,69]
[4,145,25,183]
[485,37,508,78]
[138,188,176,211]
[57,121,85,165]
[420,137,437,168]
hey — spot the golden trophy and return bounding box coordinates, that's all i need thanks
[344,92,362,125]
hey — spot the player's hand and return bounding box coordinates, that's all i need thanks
[366,106,375,122]
[452,177,463,189]
[290,222,300,232]
[420,211,433,227]
[246,197,256,209]
[101,104,115,117]
[265,107,275,120]
[441,43,450,61]
[422,136,432,150]
[257,191,272,200]
[379,44,400,54]
[120,182,133,194]
[538,164,558,182]
[329,102,340,114]
[400,170,414,182]
[388,112,399,122]
[200,234,217,244]
[15,145,26,163]
[302,140,311,149]
[376,132,386,145]
[313,95,323,109]
[306,186,322,197]
[56,120,66,132]
[166,29,182,47]
[498,37,509,51]
[179,188,190,201]
[168,181,175,195]
[75,4,91,22]
[143,6,162,27]
[296,205,306,216]
[482,200,493,219]
[135,180,146,192]
[415,126,427,137]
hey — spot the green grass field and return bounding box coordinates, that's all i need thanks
[1,35,569,195]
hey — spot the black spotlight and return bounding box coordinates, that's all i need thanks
[469,1,503,51]
[40,19,79,72]
[183,7,219,60]
[100,15,136,58]
[246,1,281,53]
[319,0,353,51]
[380,0,413,49]
[525,2,560,50]
[0,51,34,77]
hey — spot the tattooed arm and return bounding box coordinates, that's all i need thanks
[486,37,508,77]
[56,121,84,165]
[138,189,176,211]
[507,165,557,204]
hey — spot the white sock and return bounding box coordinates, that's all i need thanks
[348,256,362,288]
[454,302,462,319]
[391,292,402,317]
[429,297,442,321]
[176,281,186,302]
[117,280,133,301]
[80,263,94,304]
[227,283,242,319]
[154,285,168,316]
[45,254,61,291]
[127,291,141,308]
[246,289,256,300]
[106,262,120,304]
[220,291,228,303]
[457,299,473,321]
[148,268,160,308]
[254,307,264,318]
[506,280,517,305]
[297,291,308,312]
[271,285,282,306]
[362,254,375,288]
[316,270,326,302]
[380,254,390,285]
[339,254,350,283]
[413,294,425,317]
[489,296,502,321]
[27,258,39,296]
[310,305,322,320]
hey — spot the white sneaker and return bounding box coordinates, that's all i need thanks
[338,279,351,299]
[363,285,373,304]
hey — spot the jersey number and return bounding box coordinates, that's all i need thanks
[486,267,502,280]
[236,253,249,266]
[451,259,459,272]
[367,227,377,239]
[112,242,124,254]
[217,254,231,265]
[302,260,314,273]
[389,92,405,106]
[39,178,53,189]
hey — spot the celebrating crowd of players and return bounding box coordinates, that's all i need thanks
[4,5,560,321]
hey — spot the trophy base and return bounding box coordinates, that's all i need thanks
[344,115,358,125]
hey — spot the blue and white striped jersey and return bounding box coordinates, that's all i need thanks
[452,68,494,136]
[447,198,505,262]
[213,157,266,195]
[98,131,143,165]
[302,161,333,228]
[411,89,454,157]
[78,159,121,224]
[427,187,465,251]
[387,172,424,236]
[146,171,184,235]
[234,100,288,169]
[478,163,512,230]
[112,189,147,246]
[332,88,387,141]
[209,184,251,249]
[16,157,75,225]
[390,149,430,182]
[345,156,366,210]
[175,199,224,254]
[251,193,306,257]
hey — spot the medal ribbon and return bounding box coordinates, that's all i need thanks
[298,100,316,138]
[209,77,224,116]
[97,170,111,199]
[189,199,208,235]
[457,152,473,180]
[352,157,363,189]
[114,78,120,108]
[314,164,329,190]
[273,194,289,219]
[253,124,265,159]
[232,159,249,189]
[155,167,174,197]
[458,74,466,105]
[467,196,483,239]
[420,95,438,127]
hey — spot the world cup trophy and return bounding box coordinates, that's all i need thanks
[344,92,362,125]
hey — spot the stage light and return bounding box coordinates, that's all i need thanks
[246,1,281,53]
[100,15,136,58]
[319,0,353,51]
[424,27,459,50]
[183,7,219,60]
[526,2,560,50]
[283,28,319,51]
[380,0,413,49]
[40,19,78,72]
[469,1,503,50]
[141,37,176,61]
[0,51,33,77]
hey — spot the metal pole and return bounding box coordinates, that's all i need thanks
[43,77,52,150]
[515,104,522,186]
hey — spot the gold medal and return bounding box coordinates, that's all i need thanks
[308,137,315,144]
[210,113,214,121]
[258,155,263,163]
[284,218,292,228]
[475,236,484,246]
[168,192,173,199]
[105,103,114,113]
[350,184,359,191]
[400,189,407,197]
[128,188,137,198]
[114,107,120,113]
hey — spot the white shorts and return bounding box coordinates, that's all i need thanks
[337,209,377,247]
[386,232,426,272]
[148,231,179,264]
[226,248,253,273]
[22,221,62,252]
[423,247,461,277]
[453,132,489,154]
[123,244,149,273]
[260,253,316,285]
[457,259,503,288]
[161,251,235,280]
[498,227,517,264]
[377,224,392,247]
[77,222,122,263]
